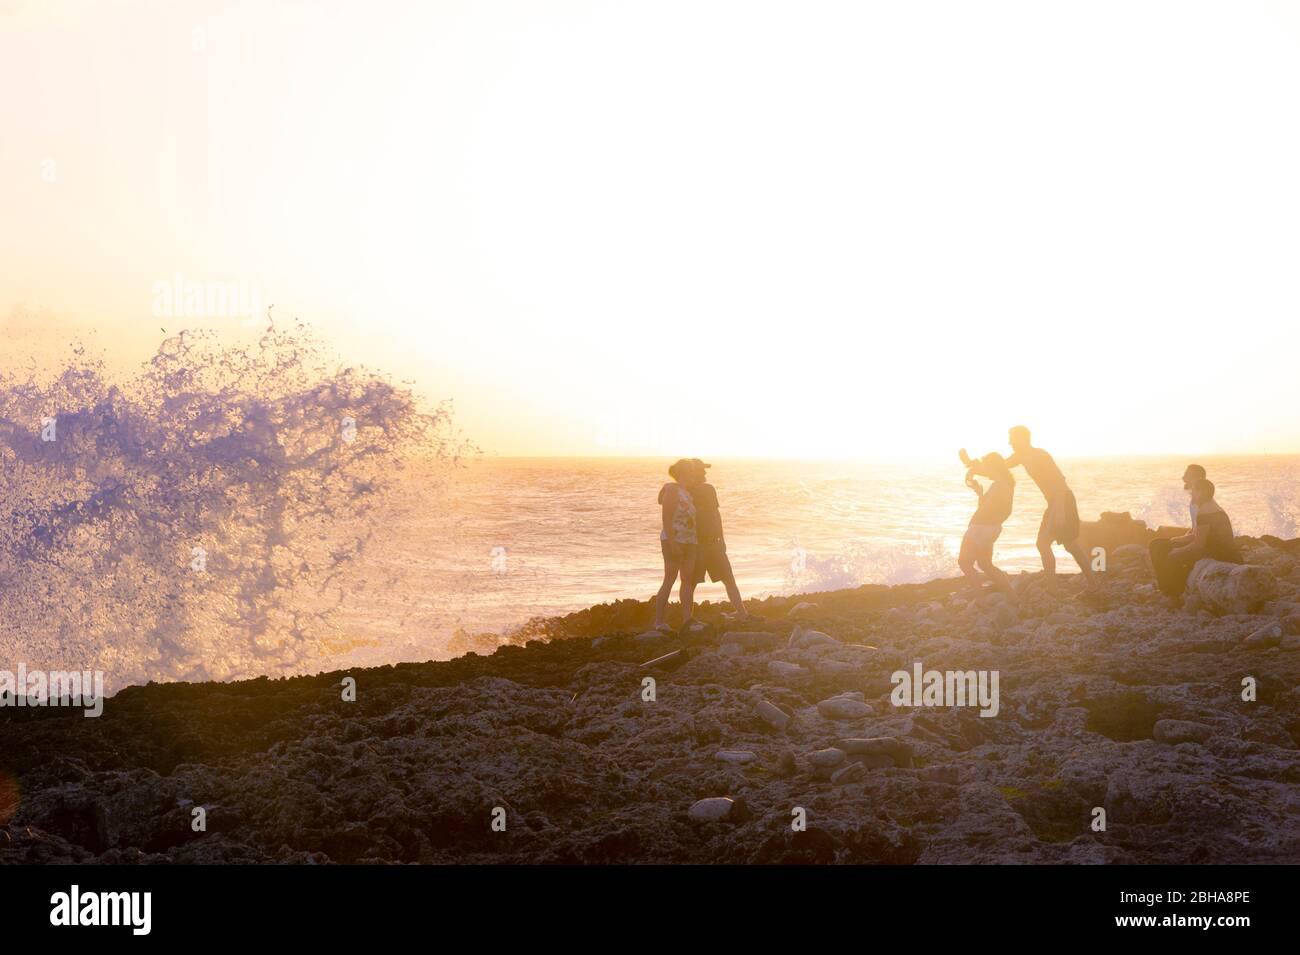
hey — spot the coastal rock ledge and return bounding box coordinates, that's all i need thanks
[2,531,1299,864]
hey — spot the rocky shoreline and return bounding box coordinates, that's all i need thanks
[3,514,1299,864]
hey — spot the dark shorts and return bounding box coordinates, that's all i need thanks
[1040,489,1081,545]
[691,539,734,585]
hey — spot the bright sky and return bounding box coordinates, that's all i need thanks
[4,0,1300,459]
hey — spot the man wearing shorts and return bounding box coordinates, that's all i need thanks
[685,460,762,623]
[967,426,1097,593]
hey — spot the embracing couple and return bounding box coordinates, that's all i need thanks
[958,425,1098,606]
[652,458,762,634]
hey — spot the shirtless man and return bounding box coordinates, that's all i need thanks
[962,426,1097,594]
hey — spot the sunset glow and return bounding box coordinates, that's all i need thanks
[5,0,1300,459]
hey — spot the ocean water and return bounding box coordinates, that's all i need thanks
[340,454,1300,663]
[2,329,1297,690]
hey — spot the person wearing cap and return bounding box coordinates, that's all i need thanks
[1182,463,1207,528]
[1149,477,1242,601]
[652,459,702,634]
[683,459,763,625]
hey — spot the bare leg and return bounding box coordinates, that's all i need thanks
[977,554,1018,604]
[678,550,698,626]
[958,539,986,595]
[653,551,680,629]
[720,571,748,615]
[1064,540,1098,590]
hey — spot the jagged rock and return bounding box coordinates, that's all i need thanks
[816,697,873,720]
[756,700,791,731]
[1152,719,1214,745]
[1187,560,1278,615]
[688,797,735,822]
[634,631,666,645]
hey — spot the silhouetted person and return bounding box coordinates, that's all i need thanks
[684,459,763,624]
[652,459,702,634]
[1149,477,1242,601]
[958,452,1018,604]
[1182,463,1207,528]
[964,426,1097,594]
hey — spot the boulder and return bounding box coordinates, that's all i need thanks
[1187,560,1278,615]
[786,602,819,619]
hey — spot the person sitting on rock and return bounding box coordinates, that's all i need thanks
[958,452,1018,604]
[963,426,1097,595]
[652,459,703,634]
[1149,477,1242,601]
[1182,463,1207,528]
[684,459,763,626]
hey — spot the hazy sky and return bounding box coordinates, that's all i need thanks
[4,0,1300,459]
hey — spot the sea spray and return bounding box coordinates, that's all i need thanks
[0,322,464,691]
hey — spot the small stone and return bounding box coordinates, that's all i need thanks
[756,700,791,731]
[768,661,807,679]
[850,752,897,769]
[922,766,961,785]
[806,748,846,768]
[634,630,666,645]
[720,630,782,652]
[789,626,837,649]
[1243,621,1282,648]
[816,697,872,720]
[688,797,735,822]
[715,750,757,764]
[837,737,913,767]
[1152,719,1214,745]
[787,601,819,618]
[775,751,798,777]
[830,763,866,785]
[1281,633,1300,651]
[816,660,860,677]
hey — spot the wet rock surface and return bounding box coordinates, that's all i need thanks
[3,534,1299,864]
